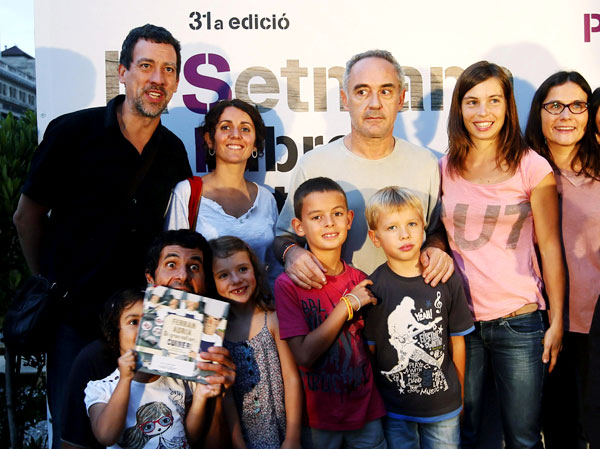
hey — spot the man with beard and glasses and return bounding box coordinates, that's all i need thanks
[13,24,191,448]
[275,50,453,292]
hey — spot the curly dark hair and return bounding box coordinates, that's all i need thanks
[101,288,144,358]
[209,236,274,311]
[119,24,182,79]
[201,99,267,170]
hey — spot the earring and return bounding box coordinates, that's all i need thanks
[208,147,215,156]
[252,149,258,158]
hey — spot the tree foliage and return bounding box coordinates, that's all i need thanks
[0,111,38,322]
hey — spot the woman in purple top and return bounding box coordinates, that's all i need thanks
[525,72,600,449]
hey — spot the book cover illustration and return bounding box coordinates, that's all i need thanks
[135,284,229,383]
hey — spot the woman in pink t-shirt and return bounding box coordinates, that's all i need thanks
[525,71,600,448]
[440,61,565,449]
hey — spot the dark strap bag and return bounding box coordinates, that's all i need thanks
[2,275,65,354]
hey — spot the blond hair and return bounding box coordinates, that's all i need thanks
[365,186,424,230]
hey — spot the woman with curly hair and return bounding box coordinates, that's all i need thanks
[165,99,280,286]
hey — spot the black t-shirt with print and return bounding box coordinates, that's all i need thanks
[364,265,474,420]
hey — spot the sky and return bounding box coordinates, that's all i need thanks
[0,0,35,57]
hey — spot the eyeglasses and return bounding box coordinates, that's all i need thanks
[139,415,173,434]
[542,101,589,115]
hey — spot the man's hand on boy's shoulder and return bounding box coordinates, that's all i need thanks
[420,246,454,287]
[284,245,327,290]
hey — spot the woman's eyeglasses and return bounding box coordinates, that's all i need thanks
[542,101,589,115]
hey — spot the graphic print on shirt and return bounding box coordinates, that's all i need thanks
[300,297,369,394]
[447,202,531,250]
[120,401,187,449]
[384,294,447,395]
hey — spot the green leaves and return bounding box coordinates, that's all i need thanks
[0,110,38,322]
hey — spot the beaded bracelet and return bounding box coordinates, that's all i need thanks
[341,296,353,321]
[282,243,297,263]
[346,293,361,312]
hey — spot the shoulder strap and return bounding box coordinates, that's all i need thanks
[187,176,203,230]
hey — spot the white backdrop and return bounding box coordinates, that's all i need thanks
[34,0,600,193]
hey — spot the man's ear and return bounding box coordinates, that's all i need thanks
[145,271,155,284]
[291,217,305,237]
[118,64,127,84]
[340,89,349,111]
[397,88,406,112]
[368,229,381,248]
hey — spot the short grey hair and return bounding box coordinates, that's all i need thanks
[343,49,405,93]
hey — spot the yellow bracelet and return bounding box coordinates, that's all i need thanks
[341,296,353,321]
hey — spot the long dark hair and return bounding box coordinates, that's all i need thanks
[101,288,144,358]
[525,71,600,180]
[447,61,527,176]
[591,87,600,137]
[209,236,273,311]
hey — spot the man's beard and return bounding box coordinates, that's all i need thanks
[134,87,168,118]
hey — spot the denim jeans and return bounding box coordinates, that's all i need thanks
[383,415,460,449]
[46,324,92,449]
[301,418,387,449]
[461,311,546,449]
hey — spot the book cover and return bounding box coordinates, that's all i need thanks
[135,284,229,383]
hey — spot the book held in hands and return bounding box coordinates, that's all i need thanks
[135,284,229,383]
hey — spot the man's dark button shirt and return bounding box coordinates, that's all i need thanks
[22,95,192,332]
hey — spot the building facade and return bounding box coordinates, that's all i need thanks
[0,46,36,119]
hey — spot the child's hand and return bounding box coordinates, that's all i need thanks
[117,349,137,381]
[194,382,222,400]
[348,279,377,310]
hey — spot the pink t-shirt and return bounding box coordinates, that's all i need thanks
[274,262,385,431]
[556,170,600,333]
[440,150,552,321]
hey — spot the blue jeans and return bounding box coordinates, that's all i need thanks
[384,415,460,449]
[301,419,387,449]
[47,324,91,449]
[461,311,546,449]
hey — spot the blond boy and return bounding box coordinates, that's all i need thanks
[364,186,474,449]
